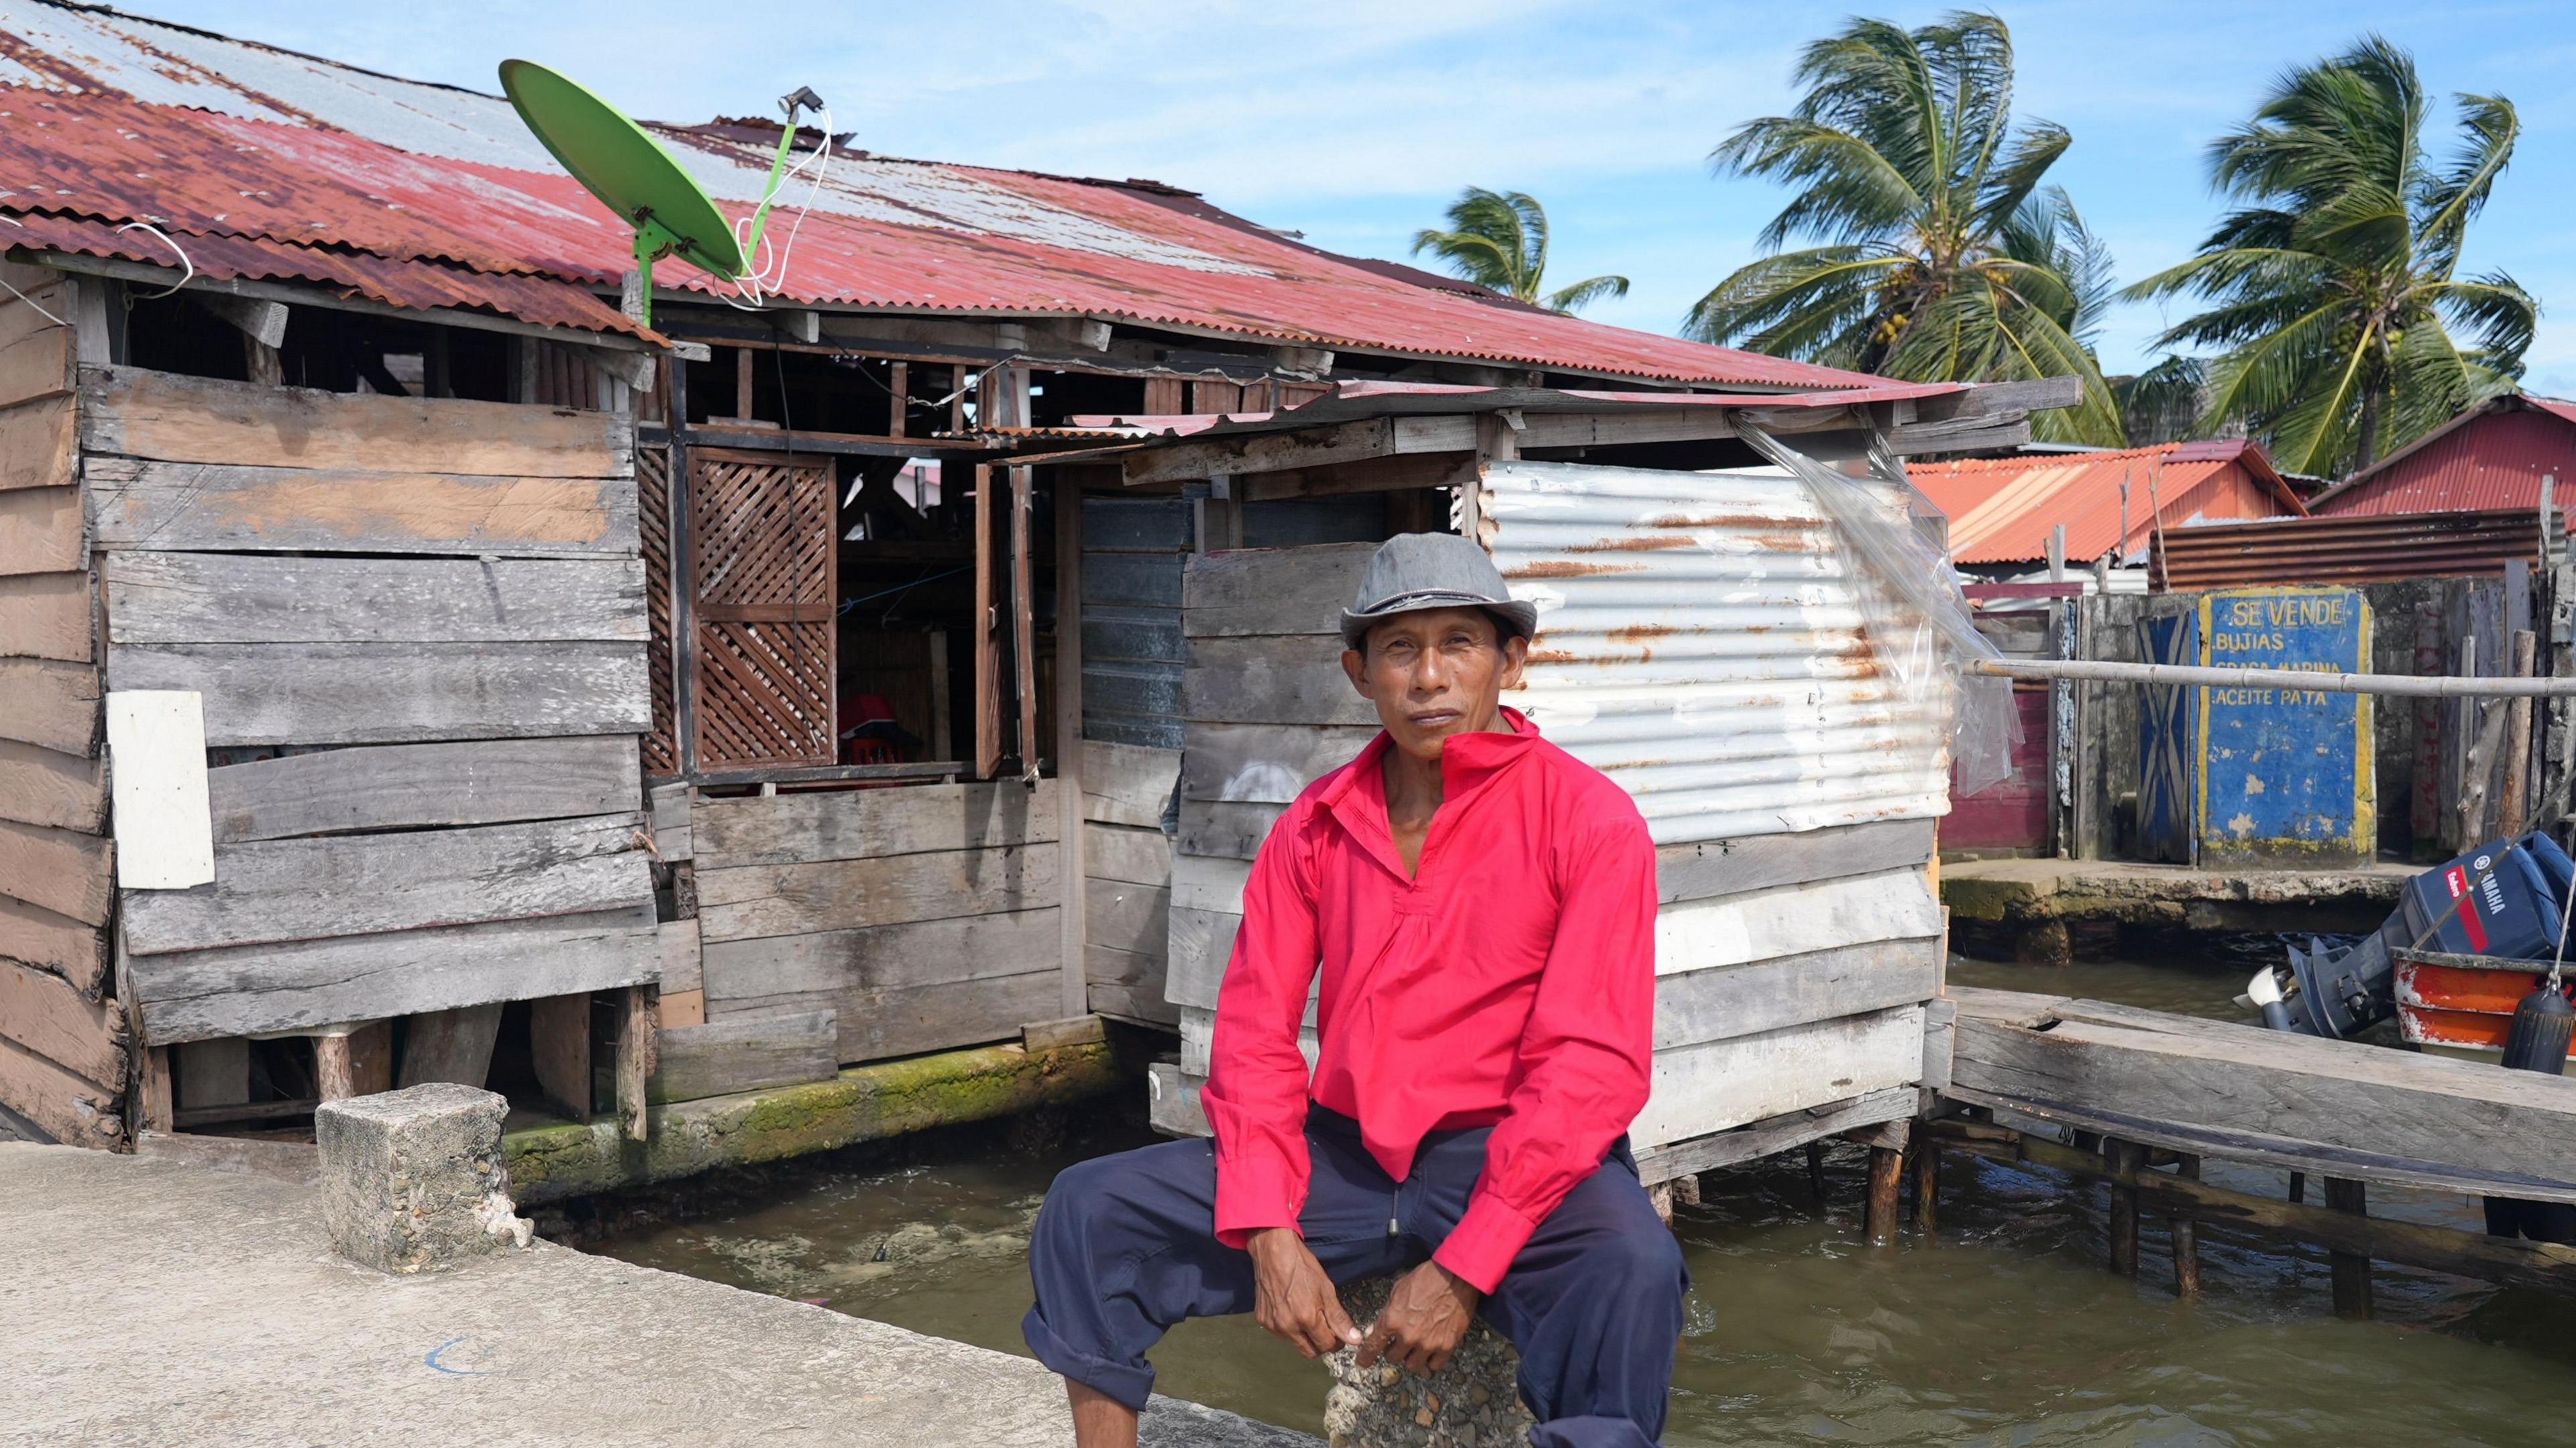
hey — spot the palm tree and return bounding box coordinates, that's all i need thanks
[2124,37,2536,476]
[1688,11,2125,445]
[1411,188,1630,315]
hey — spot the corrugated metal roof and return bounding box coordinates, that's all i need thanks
[0,0,1888,385]
[1908,439,2304,565]
[2153,510,2541,590]
[2304,396,2576,517]
[1483,459,1950,844]
[1,209,638,335]
[1051,377,1963,449]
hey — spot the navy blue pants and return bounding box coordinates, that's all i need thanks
[1022,1108,1686,1448]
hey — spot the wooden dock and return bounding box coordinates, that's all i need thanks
[1928,985,2576,1313]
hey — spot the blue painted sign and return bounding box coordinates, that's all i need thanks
[2196,587,2374,862]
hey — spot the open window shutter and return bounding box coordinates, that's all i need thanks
[688,447,837,771]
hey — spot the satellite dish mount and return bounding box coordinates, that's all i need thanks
[500,60,828,329]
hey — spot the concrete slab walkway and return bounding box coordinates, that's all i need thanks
[1943,856,2416,960]
[0,1142,1312,1448]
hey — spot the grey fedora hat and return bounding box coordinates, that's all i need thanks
[1338,532,1540,649]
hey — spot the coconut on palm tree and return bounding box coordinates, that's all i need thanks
[2125,37,2536,476]
[1687,11,2125,446]
[1411,188,1631,315]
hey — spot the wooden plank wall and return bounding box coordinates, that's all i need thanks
[87,364,661,1053]
[692,781,1063,1062]
[0,268,122,1148]
[1080,497,1189,749]
[1082,741,1179,1026]
[1153,539,1944,1179]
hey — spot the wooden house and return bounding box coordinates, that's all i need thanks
[0,1,2061,1177]
[1042,382,2072,1182]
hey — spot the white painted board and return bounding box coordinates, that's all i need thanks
[105,689,214,889]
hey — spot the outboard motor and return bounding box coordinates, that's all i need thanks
[2261,832,2576,1038]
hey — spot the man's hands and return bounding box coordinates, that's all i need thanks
[1247,1228,1361,1359]
[1246,1231,1484,1376]
[1356,1260,1483,1376]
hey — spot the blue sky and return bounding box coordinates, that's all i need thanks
[144,0,2576,395]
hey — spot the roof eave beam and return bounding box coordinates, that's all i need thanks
[23,248,658,353]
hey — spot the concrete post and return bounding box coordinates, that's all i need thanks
[314,1082,533,1273]
[1323,1277,1533,1448]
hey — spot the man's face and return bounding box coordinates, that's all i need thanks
[1342,606,1528,763]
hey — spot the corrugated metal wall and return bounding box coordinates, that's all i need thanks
[1483,460,1951,844]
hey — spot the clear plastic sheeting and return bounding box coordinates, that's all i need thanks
[1482,459,1957,844]
[1733,422,2021,799]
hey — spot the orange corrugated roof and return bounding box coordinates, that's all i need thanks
[1909,439,2306,565]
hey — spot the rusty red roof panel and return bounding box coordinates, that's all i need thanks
[0,0,1888,380]
[2155,510,2541,590]
[2304,396,2576,517]
[3,211,641,336]
[1911,441,2305,565]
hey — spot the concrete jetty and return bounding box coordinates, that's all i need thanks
[1942,856,2415,962]
[0,1142,1311,1448]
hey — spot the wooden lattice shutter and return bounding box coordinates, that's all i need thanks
[689,447,837,770]
[637,444,682,776]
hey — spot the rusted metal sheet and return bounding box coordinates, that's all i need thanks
[1910,439,2304,567]
[2155,510,2541,590]
[1481,460,1951,844]
[2306,396,2576,517]
[0,211,638,338]
[0,1,1892,383]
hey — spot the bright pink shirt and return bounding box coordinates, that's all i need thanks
[1201,708,1658,1293]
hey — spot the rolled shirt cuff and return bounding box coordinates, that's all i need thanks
[1430,1191,1540,1294]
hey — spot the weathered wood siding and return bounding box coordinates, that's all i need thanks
[694,781,1063,1062]
[1083,741,1179,1026]
[0,269,119,1146]
[85,364,658,1056]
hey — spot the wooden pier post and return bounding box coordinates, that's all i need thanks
[1911,1139,1939,1236]
[1805,1140,1829,1204]
[2171,1154,2203,1300]
[2324,1177,2373,1319]
[1865,1146,1903,1246]
[2106,1138,2144,1277]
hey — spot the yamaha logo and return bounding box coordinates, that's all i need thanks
[2474,854,2493,871]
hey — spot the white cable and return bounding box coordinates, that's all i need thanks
[0,217,68,327]
[115,221,193,300]
[721,103,832,311]
[2551,850,2575,990]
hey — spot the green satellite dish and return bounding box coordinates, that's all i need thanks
[500,60,824,327]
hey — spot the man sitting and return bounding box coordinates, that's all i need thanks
[1023,533,1684,1448]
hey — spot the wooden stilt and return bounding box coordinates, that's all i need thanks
[1648,1180,1676,1228]
[2171,1153,2203,1300]
[2324,1177,2373,1319]
[1865,1146,1903,1246]
[2106,1138,2143,1278]
[140,1046,174,1132]
[313,1021,391,1101]
[616,985,659,1143]
[1805,1140,1829,1203]
[528,994,592,1121]
[1911,1139,1940,1237]
[1669,1172,1702,1209]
